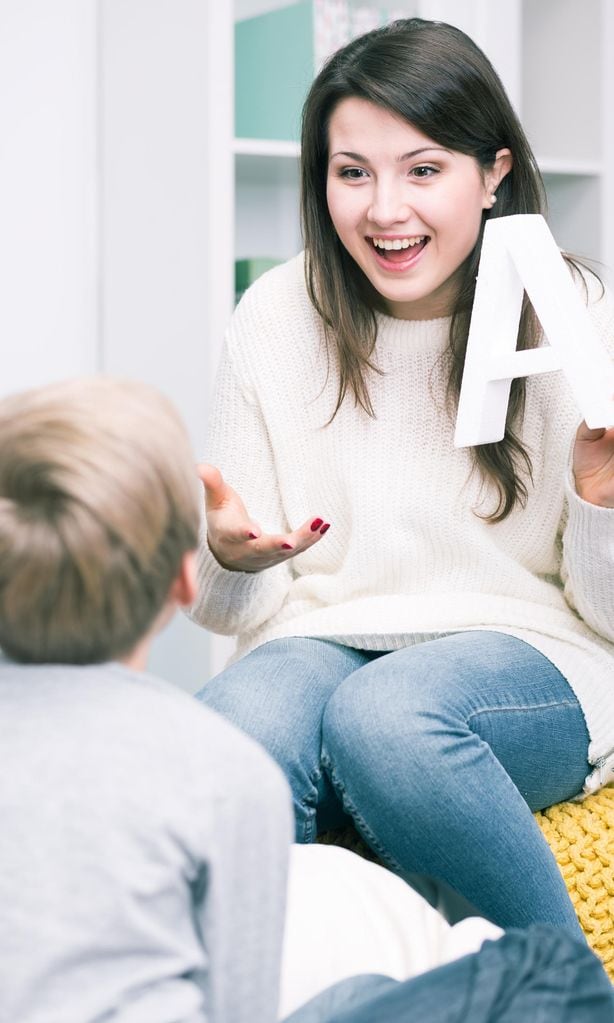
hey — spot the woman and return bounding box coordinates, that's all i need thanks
[191,18,614,934]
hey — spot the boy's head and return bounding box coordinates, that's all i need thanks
[0,377,200,664]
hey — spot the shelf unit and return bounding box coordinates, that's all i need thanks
[231,0,613,280]
[208,0,614,674]
[520,0,612,271]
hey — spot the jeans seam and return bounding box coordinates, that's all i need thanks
[297,766,323,844]
[466,698,578,725]
[301,817,316,843]
[321,752,405,874]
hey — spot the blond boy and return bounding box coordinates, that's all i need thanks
[0,377,292,1023]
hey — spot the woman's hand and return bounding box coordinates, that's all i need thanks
[572,421,614,508]
[197,463,331,572]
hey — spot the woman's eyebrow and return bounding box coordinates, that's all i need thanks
[329,146,451,163]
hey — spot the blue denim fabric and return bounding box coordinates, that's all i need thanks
[196,632,590,932]
[284,976,396,1023]
[283,927,614,1023]
[197,639,372,840]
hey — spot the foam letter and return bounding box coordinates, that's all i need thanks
[454,214,614,447]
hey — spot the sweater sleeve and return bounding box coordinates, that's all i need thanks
[560,275,614,642]
[188,337,294,636]
[562,482,614,642]
[191,712,294,1023]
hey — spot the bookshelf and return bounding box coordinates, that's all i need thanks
[230,0,613,282]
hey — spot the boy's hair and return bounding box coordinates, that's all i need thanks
[0,376,200,664]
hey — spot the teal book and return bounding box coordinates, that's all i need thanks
[235,3,391,142]
[235,2,314,142]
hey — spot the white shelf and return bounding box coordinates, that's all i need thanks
[233,137,300,158]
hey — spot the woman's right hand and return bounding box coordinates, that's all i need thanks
[197,464,331,573]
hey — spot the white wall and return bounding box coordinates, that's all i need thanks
[100,0,233,691]
[0,0,223,693]
[0,0,98,398]
[100,0,212,448]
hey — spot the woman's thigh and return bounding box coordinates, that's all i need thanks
[321,631,590,930]
[324,630,590,810]
[196,637,373,840]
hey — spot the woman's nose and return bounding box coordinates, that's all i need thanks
[367,184,411,226]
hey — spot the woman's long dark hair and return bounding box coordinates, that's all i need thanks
[301,18,560,522]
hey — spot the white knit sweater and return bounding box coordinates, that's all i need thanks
[191,254,614,779]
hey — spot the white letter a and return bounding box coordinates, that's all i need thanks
[454,215,614,448]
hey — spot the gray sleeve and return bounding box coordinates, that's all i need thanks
[562,478,614,643]
[188,340,293,636]
[192,714,294,1023]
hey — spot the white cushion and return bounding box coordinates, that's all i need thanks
[279,844,503,1019]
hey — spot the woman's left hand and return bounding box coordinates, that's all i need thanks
[572,420,614,507]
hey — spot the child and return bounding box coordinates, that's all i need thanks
[0,377,293,1023]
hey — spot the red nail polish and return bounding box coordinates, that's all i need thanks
[281,543,293,550]
[319,523,330,535]
[310,518,324,531]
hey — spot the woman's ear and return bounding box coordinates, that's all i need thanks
[484,147,513,206]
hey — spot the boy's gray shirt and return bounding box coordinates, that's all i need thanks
[0,657,293,1023]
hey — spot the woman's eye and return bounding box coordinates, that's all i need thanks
[410,165,439,179]
[340,167,368,180]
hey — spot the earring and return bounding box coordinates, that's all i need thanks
[489,193,497,205]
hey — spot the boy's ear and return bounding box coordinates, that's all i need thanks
[168,550,198,608]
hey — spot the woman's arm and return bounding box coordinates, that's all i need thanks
[562,476,614,643]
[188,341,295,635]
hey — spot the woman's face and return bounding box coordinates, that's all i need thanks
[326,97,511,320]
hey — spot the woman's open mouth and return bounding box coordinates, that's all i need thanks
[369,235,429,271]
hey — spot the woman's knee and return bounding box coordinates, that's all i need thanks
[320,651,484,814]
[322,652,454,761]
[321,668,382,765]
[322,631,571,762]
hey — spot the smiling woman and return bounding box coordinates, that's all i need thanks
[325,99,511,319]
[191,17,614,944]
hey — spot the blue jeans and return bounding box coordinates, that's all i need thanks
[283,927,613,1023]
[196,632,590,933]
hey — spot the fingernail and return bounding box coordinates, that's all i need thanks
[310,518,324,531]
[281,543,293,550]
[319,523,330,535]
[247,532,258,540]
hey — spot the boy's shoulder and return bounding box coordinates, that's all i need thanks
[0,657,284,794]
[0,655,185,711]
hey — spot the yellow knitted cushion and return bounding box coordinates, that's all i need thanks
[535,784,614,980]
